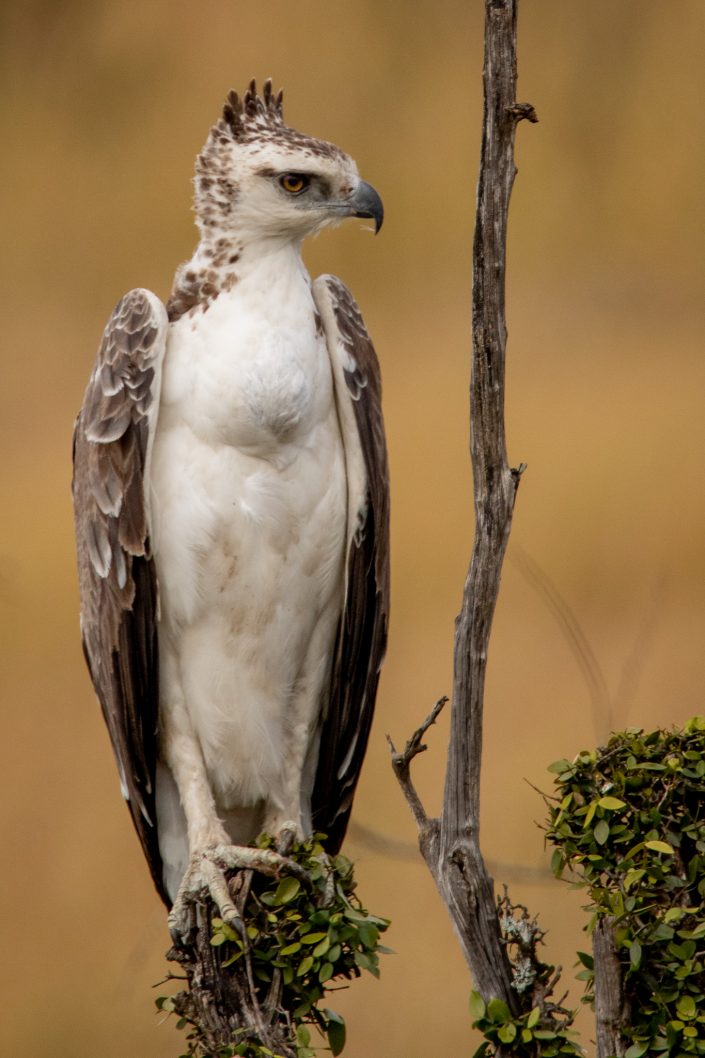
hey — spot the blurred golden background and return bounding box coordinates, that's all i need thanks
[2,1,705,1055]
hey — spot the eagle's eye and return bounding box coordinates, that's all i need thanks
[279,173,310,195]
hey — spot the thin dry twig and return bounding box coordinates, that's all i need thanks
[387,696,447,829]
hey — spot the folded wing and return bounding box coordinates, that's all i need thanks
[312,275,390,852]
[72,288,169,903]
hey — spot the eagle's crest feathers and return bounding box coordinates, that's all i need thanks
[222,78,285,140]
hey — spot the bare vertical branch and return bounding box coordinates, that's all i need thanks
[593,918,629,1058]
[435,0,532,1006]
[390,0,536,1017]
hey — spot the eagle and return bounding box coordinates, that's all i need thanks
[72,80,389,936]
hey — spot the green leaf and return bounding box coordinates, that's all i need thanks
[221,949,243,968]
[354,950,379,977]
[313,936,330,958]
[497,1023,517,1043]
[300,931,328,944]
[598,796,627,811]
[629,940,642,969]
[594,819,610,845]
[548,758,574,774]
[584,800,598,828]
[677,995,697,1019]
[624,1043,650,1058]
[325,1010,346,1057]
[645,840,674,855]
[550,849,564,877]
[357,922,380,949]
[465,990,482,1024]
[527,1006,541,1028]
[469,991,486,1021]
[274,876,301,904]
[487,998,510,1024]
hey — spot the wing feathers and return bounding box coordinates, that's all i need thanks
[311,275,390,852]
[73,288,169,903]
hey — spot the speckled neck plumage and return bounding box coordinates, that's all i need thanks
[167,248,241,323]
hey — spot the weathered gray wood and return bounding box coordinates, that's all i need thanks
[593,918,629,1058]
[389,0,535,1022]
[437,0,529,1007]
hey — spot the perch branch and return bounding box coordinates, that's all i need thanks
[390,0,532,1018]
[166,828,302,1056]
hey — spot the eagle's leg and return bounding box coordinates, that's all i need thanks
[161,698,307,942]
[257,610,343,842]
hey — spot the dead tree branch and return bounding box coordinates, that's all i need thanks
[390,0,532,1018]
[593,918,629,1058]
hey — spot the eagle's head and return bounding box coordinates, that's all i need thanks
[194,79,383,246]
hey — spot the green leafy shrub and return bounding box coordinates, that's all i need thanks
[158,833,389,1058]
[469,991,581,1057]
[545,717,705,1057]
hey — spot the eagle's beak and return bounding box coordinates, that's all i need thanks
[348,180,384,234]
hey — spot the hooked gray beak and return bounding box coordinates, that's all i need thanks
[348,180,384,233]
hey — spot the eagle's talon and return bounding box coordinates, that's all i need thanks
[168,841,311,943]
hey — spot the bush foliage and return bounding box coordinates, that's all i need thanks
[545,717,705,1057]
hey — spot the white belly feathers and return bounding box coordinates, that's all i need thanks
[149,267,347,813]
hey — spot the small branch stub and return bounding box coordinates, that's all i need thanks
[506,102,539,123]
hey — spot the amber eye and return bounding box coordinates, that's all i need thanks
[279,173,310,195]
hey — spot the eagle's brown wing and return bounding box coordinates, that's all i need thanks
[312,275,390,853]
[72,288,169,904]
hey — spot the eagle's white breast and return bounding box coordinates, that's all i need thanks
[150,247,347,835]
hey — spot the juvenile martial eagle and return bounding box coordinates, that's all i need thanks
[72,80,388,934]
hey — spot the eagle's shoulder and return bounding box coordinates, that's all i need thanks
[73,288,168,588]
[313,274,381,392]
